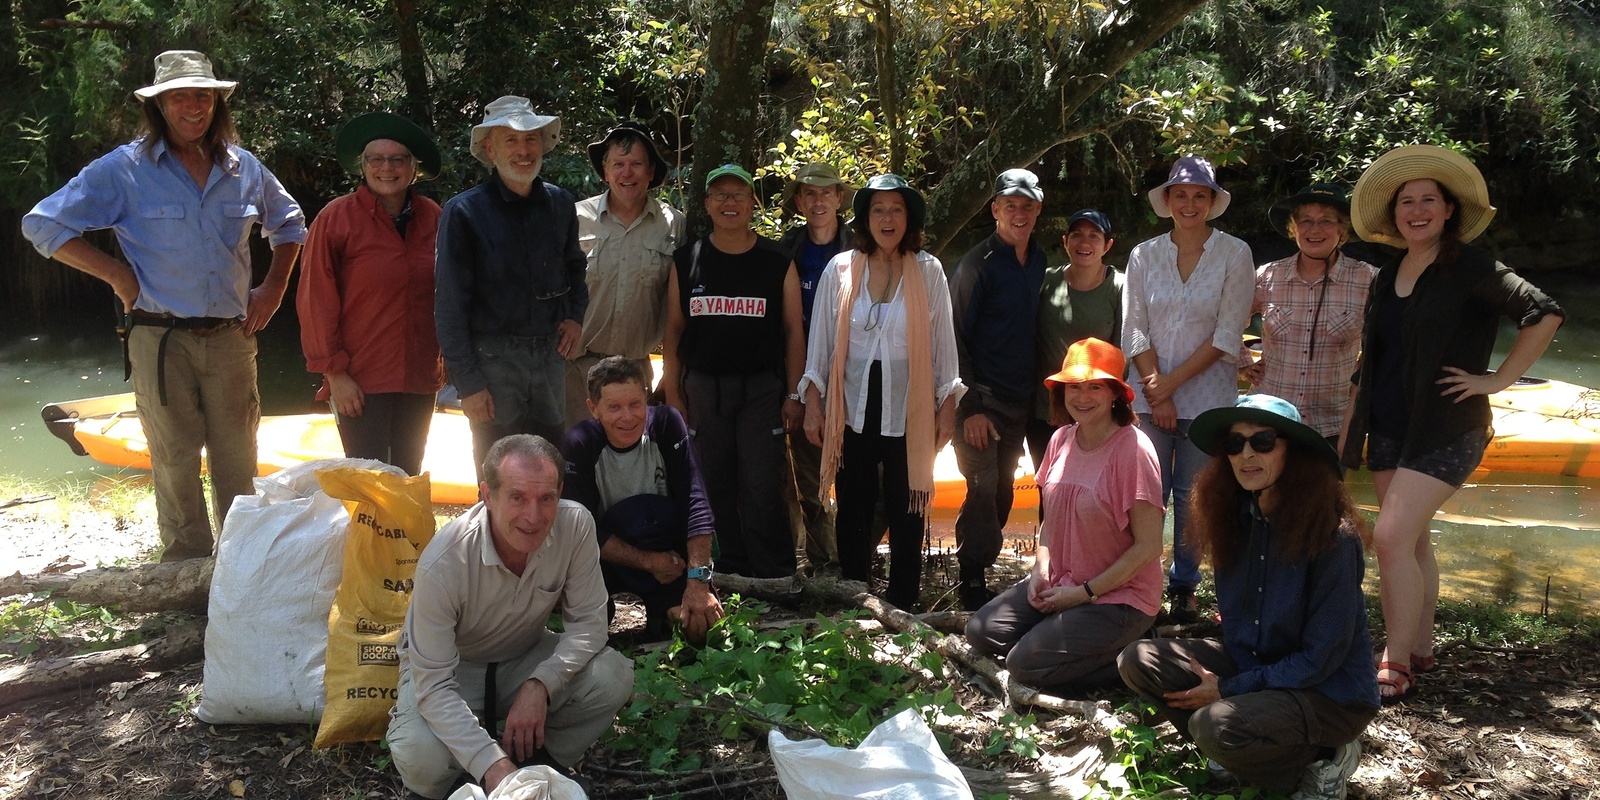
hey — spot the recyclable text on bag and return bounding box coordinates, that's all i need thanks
[313,468,436,748]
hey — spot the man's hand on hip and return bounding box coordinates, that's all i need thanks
[243,278,289,336]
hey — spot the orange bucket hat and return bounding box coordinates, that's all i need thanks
[1045,337,1133,402]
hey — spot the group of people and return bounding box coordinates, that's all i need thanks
[22,49,1567,800]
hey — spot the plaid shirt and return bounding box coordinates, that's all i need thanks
[1249,253,1378,436]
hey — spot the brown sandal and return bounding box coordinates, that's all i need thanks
[1377,661,1415,705]
[1411,653,1438,674]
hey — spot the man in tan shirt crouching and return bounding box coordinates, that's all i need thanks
[387,434,633,798]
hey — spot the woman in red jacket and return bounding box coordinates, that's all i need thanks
[297,112,445,475]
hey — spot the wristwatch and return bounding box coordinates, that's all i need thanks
[687,564,715,583]
[786,392,802,402]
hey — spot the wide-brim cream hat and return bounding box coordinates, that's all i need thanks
[133,50,237,101]
[1350,144,1496,247]
[469,96,561,167]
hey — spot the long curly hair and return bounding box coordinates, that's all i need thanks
[1186,438,1369,571]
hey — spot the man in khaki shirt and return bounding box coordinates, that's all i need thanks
[387,435,633,798]
[564,121,685,426]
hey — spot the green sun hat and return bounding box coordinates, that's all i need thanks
[335,112,442,180]
[1189,394,1340,473]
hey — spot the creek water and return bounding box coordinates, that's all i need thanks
[3,273,1598,613]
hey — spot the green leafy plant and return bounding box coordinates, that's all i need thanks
[1088,701,1261,799]
[609,596,970,773]
[0,594,142,660]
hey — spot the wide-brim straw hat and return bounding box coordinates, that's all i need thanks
[587,121,669,189]
[782,162,854,209]
[1190,394,1340,473]
[852,173,926,231]
[133,50,237,101]
[1148,155,1231,220]
[1350,144,1496,248]
[336,112,442,180]
[1044,337,1133,403]
[470,96,561,167]
[1268,183,1350,237]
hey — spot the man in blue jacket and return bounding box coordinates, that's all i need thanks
[435,96,588,478]
[562,356,723,642]
[949,168,1047,609]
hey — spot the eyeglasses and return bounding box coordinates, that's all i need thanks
[363,154,415,168]
[709,192,752,204]
[1224,429,1280,456]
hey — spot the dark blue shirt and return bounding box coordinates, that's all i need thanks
[1215,498,1380,709]
[950,231,1047,413]
[778,216,849,335]
[434,173,588,397]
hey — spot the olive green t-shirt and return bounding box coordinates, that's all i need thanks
[1034,264,1125,421]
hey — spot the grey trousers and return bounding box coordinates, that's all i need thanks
[1117,637,1377,793]
[469,334,566,480]
[953,405,1028,583]
[786,429,837,574]
[966,578,1154,693]
[387,635,635,799]
[129,324,259,561]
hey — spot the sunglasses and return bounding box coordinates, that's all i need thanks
[1224,429,1280,456]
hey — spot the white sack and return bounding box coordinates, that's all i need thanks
[195,457,402,723]
[769,708,975,800]
[446,766,588,800]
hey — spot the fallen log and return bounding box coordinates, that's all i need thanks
[856,594,1121,731]
[713,571,871,606]
[0,618,205,708]
[0,558,213,612]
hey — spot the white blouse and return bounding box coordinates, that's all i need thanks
[1121,228,1255,419]
[800,249,966,435]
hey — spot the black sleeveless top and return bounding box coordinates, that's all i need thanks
[673,235,791,374]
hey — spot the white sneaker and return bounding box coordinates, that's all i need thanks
[1290,739,1361,800]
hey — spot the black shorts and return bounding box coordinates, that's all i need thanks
[1365,427,1489,488]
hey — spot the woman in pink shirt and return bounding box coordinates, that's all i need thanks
[965,338,1164,693]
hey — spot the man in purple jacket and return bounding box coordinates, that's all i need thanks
[561,356,723,642]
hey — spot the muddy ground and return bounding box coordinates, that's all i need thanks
[2,488,1598,799]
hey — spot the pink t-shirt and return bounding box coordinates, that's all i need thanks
[1038,423,1165,617]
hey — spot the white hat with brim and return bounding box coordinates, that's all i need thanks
[1148,155,1231,220]
[132,50,237,101]
[469,96,561,167]
[1350,144,1496,248]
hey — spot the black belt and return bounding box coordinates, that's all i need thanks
[125,312,241,405]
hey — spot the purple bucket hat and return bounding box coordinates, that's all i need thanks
[1148,156,1231,220]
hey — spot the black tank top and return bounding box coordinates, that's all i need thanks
[674,235,791,374]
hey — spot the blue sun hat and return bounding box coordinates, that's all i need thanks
[1189,394,1340,473]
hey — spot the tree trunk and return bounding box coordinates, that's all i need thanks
[0,558,213,612]
[921,0,1208,256]
[0,618,205,709]
[391,0,432,129]
[714,571,870,605]
[686,0,778,236]
[868,0,904,175]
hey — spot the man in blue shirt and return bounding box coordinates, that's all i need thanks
[949,168,1047,610]
[776,162,851,576]
[435,96,589,478]
[22,50,306,561]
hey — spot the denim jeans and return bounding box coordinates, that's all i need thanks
[1138,414,1208,591]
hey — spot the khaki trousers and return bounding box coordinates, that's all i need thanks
[128,324,259,561]
[387,636,634,799]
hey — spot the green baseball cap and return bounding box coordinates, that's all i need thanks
[705,163,754,190]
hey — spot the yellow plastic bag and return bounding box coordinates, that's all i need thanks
[313,467,436,748]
